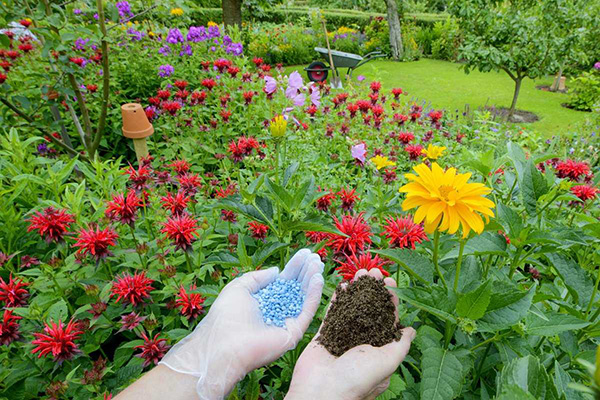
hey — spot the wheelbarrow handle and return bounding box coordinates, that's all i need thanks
[363,51,384,59]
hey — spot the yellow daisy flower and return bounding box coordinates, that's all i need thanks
[399,162,495,238]
[370,155,396,170]
[170,8,184,16]
[421,144,446,160]
[207,21,218,27]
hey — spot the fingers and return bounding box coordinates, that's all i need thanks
[286,273,324,336]
[280,248,312,281]
[374,327,416,372]
[298,254,324,292]
[383,277,399,308]
[235,267,279,292]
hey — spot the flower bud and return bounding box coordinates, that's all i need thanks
[269,115,287,138]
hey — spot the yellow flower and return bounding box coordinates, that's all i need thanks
[170,8,184,16]
[421,144,446,160]
[370,155,396,170]
[399,163,495,238]
[148,31,155,37]
[207,21,218,27]
[270,115,287,138]
[126,21,133,27]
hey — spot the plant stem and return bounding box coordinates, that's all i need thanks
[184,252,193,274]
[508,247,523,279]
[454,240,466,292]
[471,341,492,390]
[129,225,147,268]
[586,266,600,316]
[432,231,447,288]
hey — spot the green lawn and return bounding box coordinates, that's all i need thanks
[286,59,590,136]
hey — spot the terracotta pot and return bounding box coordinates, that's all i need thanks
[121,103,153,139]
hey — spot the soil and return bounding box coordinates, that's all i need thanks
[485,106,540,123]
[317,276,403,357]
[536,84,568,94]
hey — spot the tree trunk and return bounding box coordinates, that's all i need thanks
[550,64,564,92]
[222,0,242,30]
[508,77,522,120]
[386,0,403,60]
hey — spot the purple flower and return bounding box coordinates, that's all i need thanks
[293,93,306,107]
[207,25,220,38]
[158,45,171,56]
[37,143,48,155]
[158,64,174,78]
[310,87,321,107]
[93,13,99,20]
[127,28,144,41]
[285,71,303,99]
[594,61,600,70]
[179,44,192,56]
[73,9,82,15]
[357,75,365,82]
[351,143,366,163]
[166,28,184,44]
[187,26,207,42]
[74,38,89,50]
[116,1,133,18]
[264,76,277,94]
[225,42,243,56]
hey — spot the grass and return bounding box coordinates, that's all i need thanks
[286,59,590,136]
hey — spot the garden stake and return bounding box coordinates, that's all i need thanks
[121,103,154,164]
[321,18,341,89]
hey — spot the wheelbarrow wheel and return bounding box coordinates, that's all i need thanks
[306,61,328,82]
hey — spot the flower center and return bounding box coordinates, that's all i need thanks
[438,185,455,202]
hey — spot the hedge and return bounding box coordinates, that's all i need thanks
[189,7,447,31]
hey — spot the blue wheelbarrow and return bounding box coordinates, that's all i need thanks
[304,47,386,83]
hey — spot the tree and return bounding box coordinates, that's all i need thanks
[386,0,404,60]
[449,0,587,120]
[222,0,242,29]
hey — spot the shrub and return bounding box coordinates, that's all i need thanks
[566,69,600,111]
[430,17,461,60]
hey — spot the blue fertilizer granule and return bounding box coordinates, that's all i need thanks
[253,278,305,328]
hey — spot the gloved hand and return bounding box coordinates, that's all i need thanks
[159,249,324,400]
[285,268,416,400]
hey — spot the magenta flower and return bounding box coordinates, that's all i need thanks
[594,61,600,70]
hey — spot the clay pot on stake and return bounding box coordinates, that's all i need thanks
[121,103,154,163]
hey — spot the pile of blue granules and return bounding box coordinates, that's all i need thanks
[253,278,304,328]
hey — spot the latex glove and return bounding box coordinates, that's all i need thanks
[159,249,324,400]
[285,268,416,400]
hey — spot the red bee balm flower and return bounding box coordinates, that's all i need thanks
[248,221,269,240]
[31,319,83,362]
[119,312,146,331]
[105,190,142,225]
[160,191,190,216]
[397,132,415,144]
[176,284,205,320]
[336,253,389,281]
[370,81,381,93]
[328,213,372,256]
[383,217,428,249]
[316,192,337,212]
[0,310,21,345]
[0,274,30,307]
[135,332,170,367]
[27,207,74,243]
[338,188,358,211]
[161,214,199,252]
[571,185,598,202]
[111,272,155,306]
[405,144,424,160]
[168,159,190,175]
[555,160,591,181]
[73,226,118,261]
[201,78,217,91]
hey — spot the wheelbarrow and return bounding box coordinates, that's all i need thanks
[304,47,386,83]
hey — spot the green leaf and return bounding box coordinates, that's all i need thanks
[547,253,593,309]
[46,299,68,322]
[456,280,492,320]
[554,361,586,400]
[461,232,507,256]
[282,216,339,235]
[372,249,434,284]
[497,355,557,399]
[497,384,538,400]
[252,242,288,267]
[392,286,457,323]
[496,202,523,239]
[520,160,548,215]
[526,311,590,336]
[264,178,293,212]
[478,285,535,332]
[376,373,406,400]
[420,347,464,400]
[283,162,299,187]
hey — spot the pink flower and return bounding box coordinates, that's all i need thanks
[351,143,367,163]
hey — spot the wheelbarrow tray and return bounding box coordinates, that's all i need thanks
[314,47,362,68]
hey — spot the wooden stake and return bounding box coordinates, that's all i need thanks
[321,18,340,87]
[132,138,149,162]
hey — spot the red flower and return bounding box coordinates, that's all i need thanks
[305,231,328,243]
[221,210,237,223]
[176,284,205,320]
[571,185,598,202]
[316,191,337,212]
[87,302,107,319]
[162,214,199,251]
[356,100,371,113]
[168,159,190,175]
[86,84,98,93]
[220,94,230,107]
[27,207,74,243]
[174,80,188,90]
[383,217,428,249]
[201,78,217,91]
[31,319,83,362]
[370,81,382,93]
[391,87,403,99]
[213,58,232,72]
[338,188,358,211]
[227,66,240,77]
[119,312,146,331]
[105,190,142,225]
[328,213,372,256]
[160,191,190,216]
[69,57,84,66]
[0,73,6,84]
[18,43,33,53]
[73,226,119,261]
[162,101,181,116]
[336,253,389,281]
[125,165,152,191]
[555,160,591,181]
[178,172,202,196]
[0,310,21,345]
[429,110,443,123]
[242,91,255,105]
[306,105,318,117]
[190,90,207,105]
[252,57,264,66]
[19,19,32,27]
[135,332,170,367]
[397,131,415,144]
[248,221,269,240]
[174,89,189,100]
[346,103,358,118]
[6,50,19,60]
[394,113,409,125]
[0,274,29,307]
[371,104,384,117]
[221,109,232,122]
[111,272,155,306]
[157,89,170,100]
[405,144,424,160]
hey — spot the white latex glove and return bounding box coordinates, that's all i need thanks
[159,249,324,400]
[285,268,416,400]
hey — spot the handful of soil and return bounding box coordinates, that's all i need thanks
[317,276,403,357]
